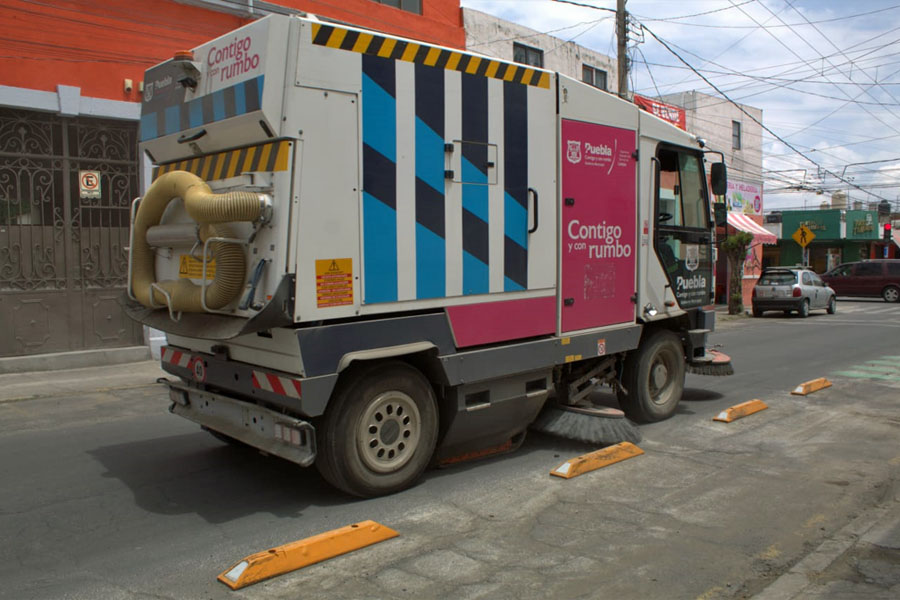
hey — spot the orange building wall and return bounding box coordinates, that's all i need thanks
[1,0,463,104]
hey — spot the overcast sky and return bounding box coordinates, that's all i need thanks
[459,0,900,212]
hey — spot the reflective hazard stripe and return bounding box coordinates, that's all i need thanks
[311,23,551,89]
[252,370,302,399]
[161,346,192,368]
[153,140,291,181]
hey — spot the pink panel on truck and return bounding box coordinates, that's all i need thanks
[560,119,637,332]
[446,296,556,348]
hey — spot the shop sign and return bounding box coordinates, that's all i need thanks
[781,209,841,240]
[846,210,878,240]
[725,180,763,215]
[633,94,686,130]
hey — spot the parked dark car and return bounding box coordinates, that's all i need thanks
[821,259,900,302]
[752,267,836,318]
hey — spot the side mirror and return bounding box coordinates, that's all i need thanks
[713,202,727,227]
[710,162,727,196]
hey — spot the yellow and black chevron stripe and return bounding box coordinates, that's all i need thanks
[311,23,551,90]
[153,141,291,181]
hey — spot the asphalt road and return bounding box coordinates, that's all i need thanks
[1,299,898,600]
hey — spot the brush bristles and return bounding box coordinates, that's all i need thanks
[531,405,642,445]
[687,363,734,376]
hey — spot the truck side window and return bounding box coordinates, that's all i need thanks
[657,149,708,229]
[657,149,683,226]
[679,153,707,229]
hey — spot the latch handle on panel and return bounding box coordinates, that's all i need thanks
[528,187,539,234]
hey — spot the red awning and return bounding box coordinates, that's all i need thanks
[726,212,777,245]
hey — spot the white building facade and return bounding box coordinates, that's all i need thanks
[462,8,618,95]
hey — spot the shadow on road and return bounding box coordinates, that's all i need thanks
[681,387,725,402]
[89,431,348,523]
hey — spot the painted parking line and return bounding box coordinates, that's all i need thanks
[866,359,900,367]
[833,370,900,382]
[850,364,900,375]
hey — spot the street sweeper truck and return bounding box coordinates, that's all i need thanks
[127,14,732,497]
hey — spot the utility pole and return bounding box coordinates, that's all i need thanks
[617,0,628,99]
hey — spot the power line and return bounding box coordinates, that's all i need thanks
[784,0,900,110]
[550,0,615,16]
[634,3,900,29]
[750,0,900,136]
[638,22,892,203]
[466,16,612,49]
[633,0,756,22]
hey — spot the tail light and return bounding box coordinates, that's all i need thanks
[792,287,802,297]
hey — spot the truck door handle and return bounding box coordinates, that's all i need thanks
[528,187,539,234]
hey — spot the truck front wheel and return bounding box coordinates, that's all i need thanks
[617,330,685,423]
[315,361,438,497]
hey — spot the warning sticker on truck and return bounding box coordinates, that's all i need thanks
[316,258,354,308]
[179,255,216,279]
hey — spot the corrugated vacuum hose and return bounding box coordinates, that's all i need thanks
[131,170,266,313]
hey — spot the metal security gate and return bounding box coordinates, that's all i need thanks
[0,107,143,357]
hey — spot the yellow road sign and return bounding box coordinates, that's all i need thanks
[792,225,815,248]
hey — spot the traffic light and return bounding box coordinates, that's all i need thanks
[885,222,893,242]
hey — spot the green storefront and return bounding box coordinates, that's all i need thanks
[775,209,878,273]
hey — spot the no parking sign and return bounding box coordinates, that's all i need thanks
[79,170,101,199]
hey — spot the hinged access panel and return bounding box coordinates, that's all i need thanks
[560,119,637,333]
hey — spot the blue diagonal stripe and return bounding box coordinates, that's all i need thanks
[362,56,398,303]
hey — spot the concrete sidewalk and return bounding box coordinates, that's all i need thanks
[0,360,166,403]
[756,484,900,599]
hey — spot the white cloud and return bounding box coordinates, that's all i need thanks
[461,0,900,210]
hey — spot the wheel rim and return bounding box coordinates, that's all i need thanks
[648,346,680,406]
[357,390,421,474]
[886,288,899,302]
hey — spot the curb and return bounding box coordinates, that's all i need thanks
[0,346,151,375]
[753,502,895,599]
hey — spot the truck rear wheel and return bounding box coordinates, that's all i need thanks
[617,330,685,423]
[315,361,438,497]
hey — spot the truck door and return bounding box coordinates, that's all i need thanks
[654,146,713,309]
[560,119,637,332]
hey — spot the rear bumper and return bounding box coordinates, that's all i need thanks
[752,298,803,312]
[164,378,317,467]
[159,344,336,418]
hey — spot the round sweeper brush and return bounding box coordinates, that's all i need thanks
[687,349,734,377]
[530,403,642,445]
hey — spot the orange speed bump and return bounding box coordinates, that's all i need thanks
[217,520,398,590]
[550,441,643,479]
[791,377,832,396]
[713,399,768,423]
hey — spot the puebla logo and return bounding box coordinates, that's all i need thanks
[685,244,700,272]
[566,140,582,164]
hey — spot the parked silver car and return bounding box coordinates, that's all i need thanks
[752,267,836,318]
